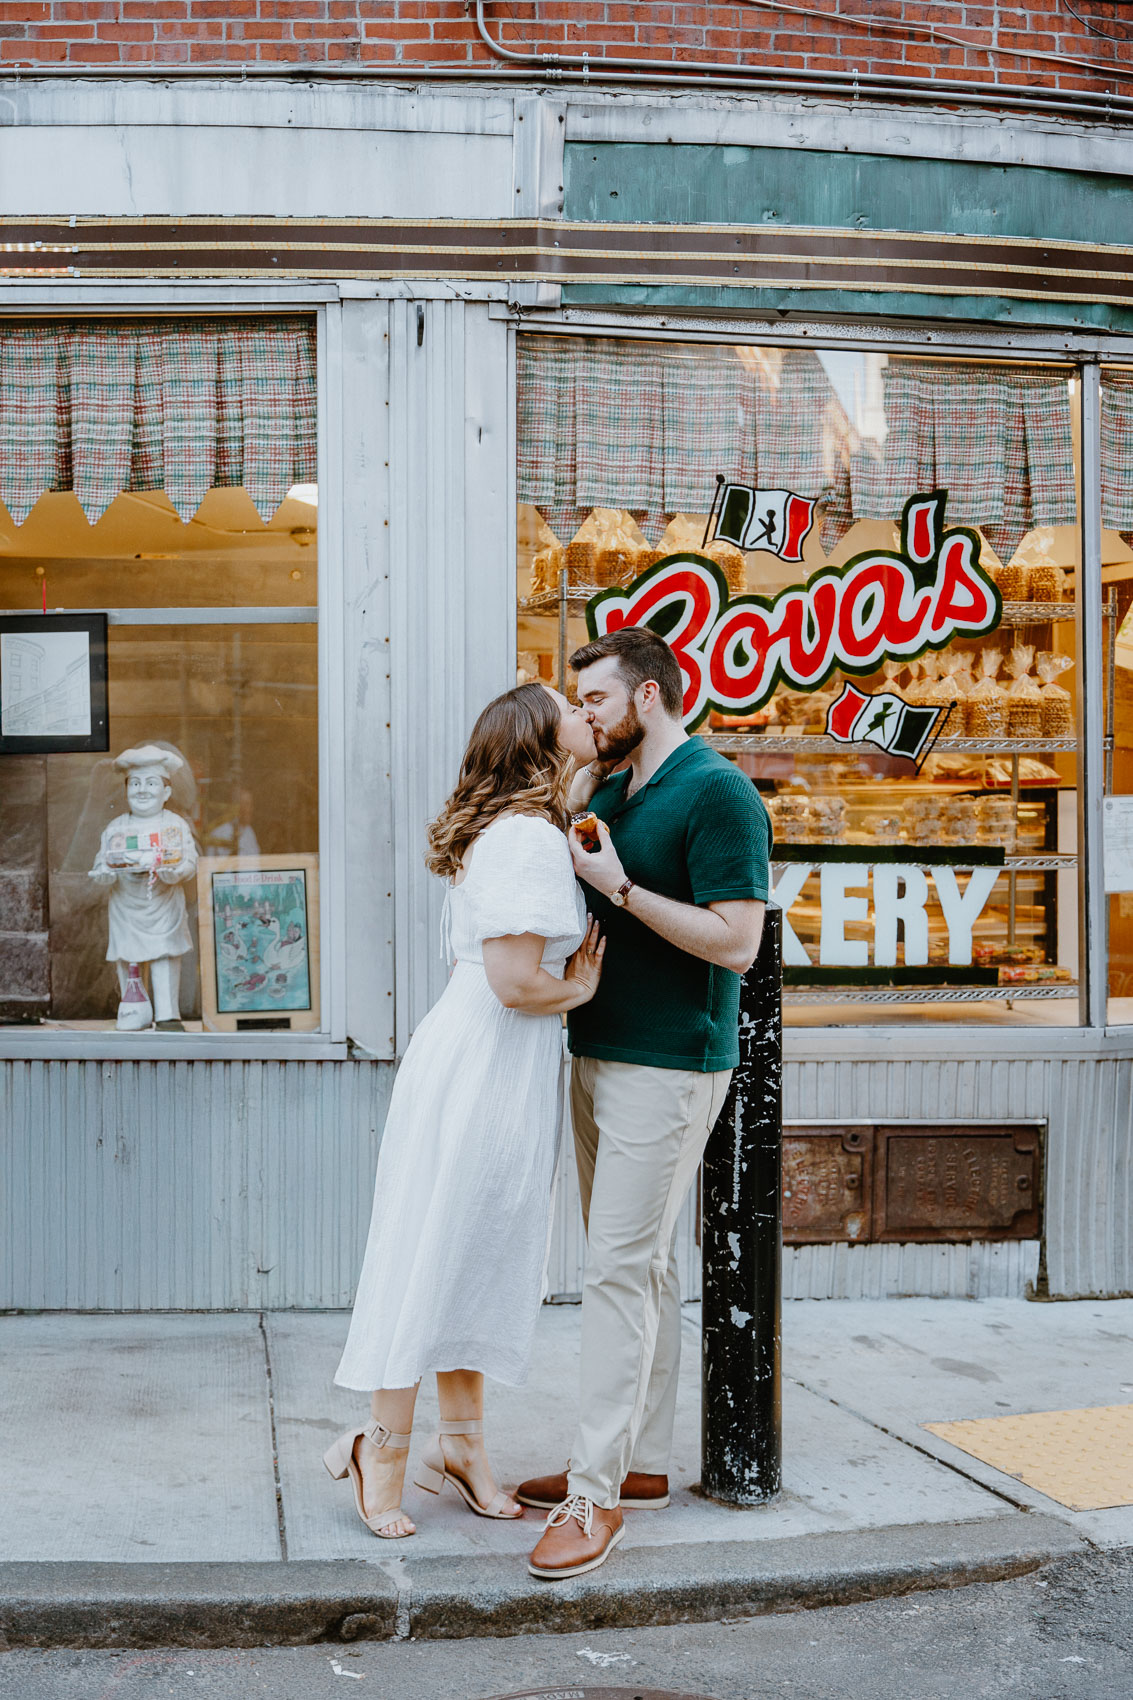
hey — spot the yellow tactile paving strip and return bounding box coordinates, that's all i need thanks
[924,1404,1133,1511]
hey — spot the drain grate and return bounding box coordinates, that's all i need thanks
[487,1689,716,1700]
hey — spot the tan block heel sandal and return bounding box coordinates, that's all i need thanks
[323,1418,414,1538]
[413,1418,523,1519]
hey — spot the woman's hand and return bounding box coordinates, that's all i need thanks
[482,925,603,1015]
[567,764,601,813]
[566,758,624,813]
[564,916,606,1004]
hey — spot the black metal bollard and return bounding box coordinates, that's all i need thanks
[700,905,783,1505]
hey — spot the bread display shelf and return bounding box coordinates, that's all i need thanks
[520,590,1076,620]
[783,983,1079,1005]
[771,854,1076,872]
[520,584,606,612]
[707,734,1077,754]
[997,601,1076,624]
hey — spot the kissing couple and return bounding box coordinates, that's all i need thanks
[327,626,771,1580]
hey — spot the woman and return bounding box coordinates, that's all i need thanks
[326,682,604,1539]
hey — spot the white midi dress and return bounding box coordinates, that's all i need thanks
[335,813,586,1391]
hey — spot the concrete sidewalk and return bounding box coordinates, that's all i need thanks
[1,1299,1130,1646]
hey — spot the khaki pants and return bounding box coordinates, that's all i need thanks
[566,1054,733,1509]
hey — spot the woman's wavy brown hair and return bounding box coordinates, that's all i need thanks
[425,682,572,880]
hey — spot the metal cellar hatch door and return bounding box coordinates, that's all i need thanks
[780,1121,1042,1245]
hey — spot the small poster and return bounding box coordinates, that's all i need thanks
[0,612,109,753]
[1103,797,1133,895]
[197,853,320,1031]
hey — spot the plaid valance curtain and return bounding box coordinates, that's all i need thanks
[0,317,317,526]
[1102,371,1133,532]
[518,340,1077,562]
[517,338,853,547]
[852,361,1076,560]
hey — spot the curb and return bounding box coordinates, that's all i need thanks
[0,1516,1088,1649]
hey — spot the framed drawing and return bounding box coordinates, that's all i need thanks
[197,853,320,1032]
[0,612,109,754]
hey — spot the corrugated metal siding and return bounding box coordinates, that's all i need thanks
[553,1054,1133,1304]
[1,1059,392,1310]
[3,1052,1130,1309]
[1041,1053,1133,1299]
[388,298,515,1051]
[783,1054,1133,1298]
[781,1240,1040,1300]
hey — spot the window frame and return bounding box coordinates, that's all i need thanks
[0,296,348,1061]
[509,308,1119,1033]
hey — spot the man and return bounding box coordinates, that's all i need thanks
[523,627,771,1581]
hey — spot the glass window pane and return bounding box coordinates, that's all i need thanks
[517,335,1081,1027]
[1,491,319,1036]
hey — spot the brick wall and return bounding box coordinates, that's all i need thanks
[0,1,1129,99]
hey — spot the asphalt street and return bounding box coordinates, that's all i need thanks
[0,1547,1128,1700]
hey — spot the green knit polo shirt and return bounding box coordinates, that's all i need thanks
[567,737,771,1072]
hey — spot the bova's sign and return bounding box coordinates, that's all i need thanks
[586,492,1002,730]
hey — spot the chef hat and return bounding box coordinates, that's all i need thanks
[114,744,185,779]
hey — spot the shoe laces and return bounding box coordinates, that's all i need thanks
[546,1493,594,1537]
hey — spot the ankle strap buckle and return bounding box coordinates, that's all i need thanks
[362,1418,411,1450]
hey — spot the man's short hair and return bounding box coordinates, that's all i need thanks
[570,627,684,719]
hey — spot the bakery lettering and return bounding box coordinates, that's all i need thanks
[770,863,1001,968]
[587,491,1002,730]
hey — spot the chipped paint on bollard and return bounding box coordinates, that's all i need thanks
[701,905,782,1506]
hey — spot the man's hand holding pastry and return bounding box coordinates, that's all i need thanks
[568,818,627,897]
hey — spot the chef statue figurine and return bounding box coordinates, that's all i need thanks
[89,745,199,1031]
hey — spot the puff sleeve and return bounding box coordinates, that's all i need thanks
[467,815,584,949]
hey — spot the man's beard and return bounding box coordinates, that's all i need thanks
[594,702,645,764]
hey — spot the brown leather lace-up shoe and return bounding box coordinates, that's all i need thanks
[516,1465,669,1510]
[528,1495,624,1580]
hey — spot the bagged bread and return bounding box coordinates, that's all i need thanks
[705,538,747,593]
[861,811,903,845]
[942,795,978,844]
[902,793,946,844]
[905,657,936,706]
[1010,530,1066,603]
[965,648,1007,738]
[567,508,631,586]
[977,795,1017,853]
[1005,644,1042,738]
[1027,561,1063,602]
[596,517,636,586]
[1036,650,1074,737]
[531,544,565,595]
[808,797,847,842]
[658,513,708,555]
[565,537,596,586]
[767,793,810,842]
[927,652,966,715]
[992,560,1026,601]
[950,651,975,700]
[600,512,651,586]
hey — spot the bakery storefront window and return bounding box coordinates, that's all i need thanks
[517,335,1084,1025]
[0,318,320,1036]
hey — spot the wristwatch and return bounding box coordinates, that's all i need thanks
[609,878,635,908]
